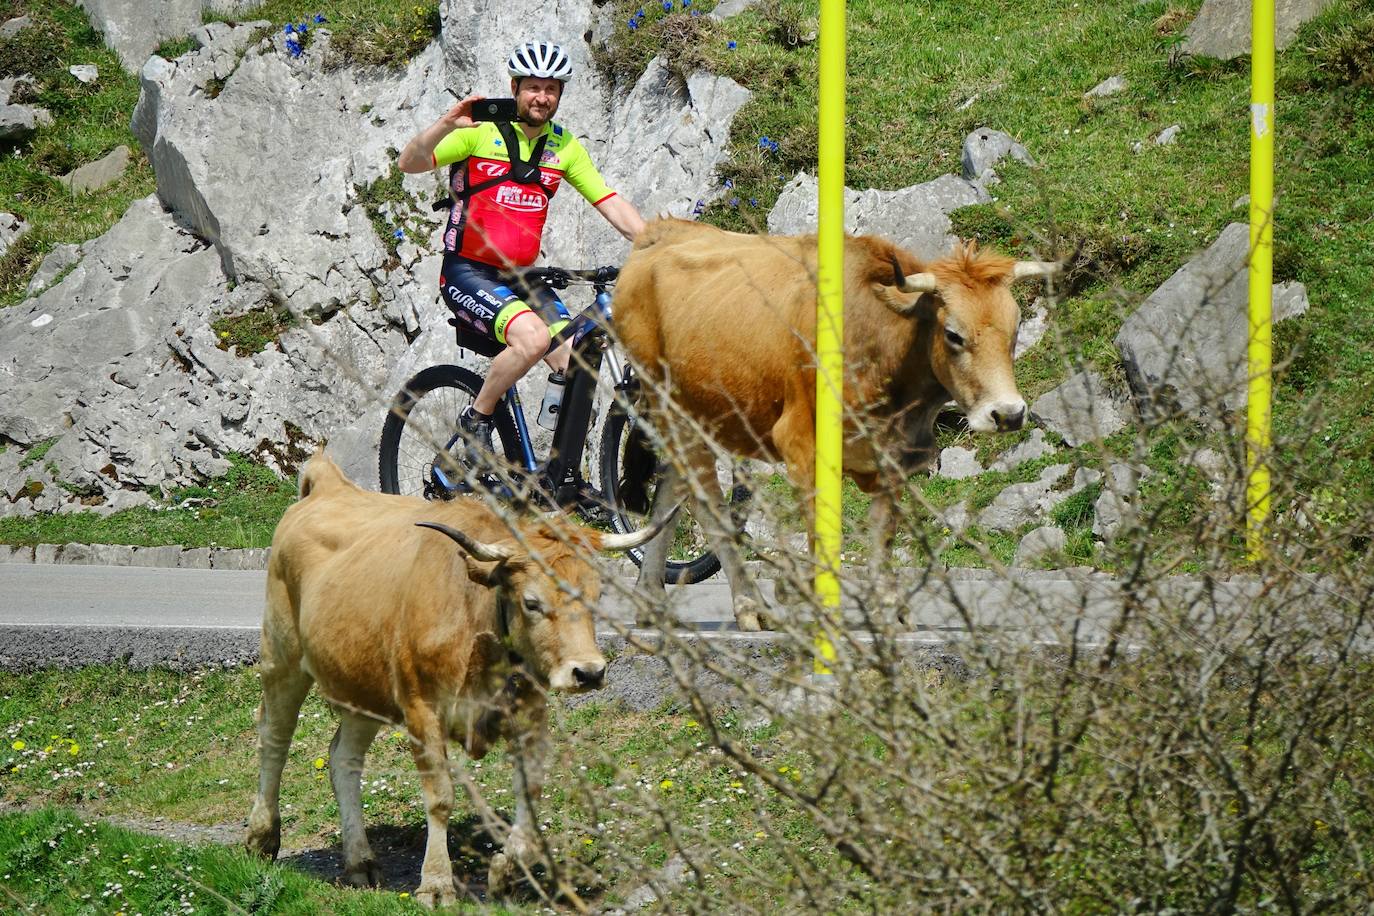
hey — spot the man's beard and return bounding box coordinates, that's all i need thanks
[517,99,558,126]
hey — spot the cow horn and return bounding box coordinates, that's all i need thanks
[899,272,938,294]
[415,522,517,563]
[1012,260,1060,281]
[598,504,682,553]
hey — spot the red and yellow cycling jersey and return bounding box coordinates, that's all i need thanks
[433,121,616,268]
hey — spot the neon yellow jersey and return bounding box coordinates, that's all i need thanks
[432,121,616,267]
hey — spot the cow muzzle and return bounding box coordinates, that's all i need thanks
[968,398,1027,433]
[550,658,608,692]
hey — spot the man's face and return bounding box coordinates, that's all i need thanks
[513,77,563,126]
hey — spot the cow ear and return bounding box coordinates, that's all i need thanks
[459,555,505,587]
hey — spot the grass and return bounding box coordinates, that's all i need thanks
[0,454,296,548]
[1,663,1369,910]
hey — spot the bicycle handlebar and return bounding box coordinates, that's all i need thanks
[515,265,620,288]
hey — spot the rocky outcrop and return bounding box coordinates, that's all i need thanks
[1115,223,1309,423]
[78,0,266,73]
[1183,0,1336,61]
[0,212,29,259]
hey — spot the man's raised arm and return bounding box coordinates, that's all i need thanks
[398,95,483,174]
[596,195,646,243]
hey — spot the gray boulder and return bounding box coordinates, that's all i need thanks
[1115,223,1309,423]
[1184,0,1336,61]
[1085,76,1127,98]
[77,0,266,73]
[1013,526,1066,567]
[1030,370,1129,447]
[961,128,1034,186]
[989,428,1055,472]
[0,212,29,259]
[25,243,83,296]
[978,465,1101,533]
[0,102,51,144]
[59,145,132,194]
[1,16,32,40]
[769,172,988,260]
[936,446,983,480]
[1092,462,1150,541]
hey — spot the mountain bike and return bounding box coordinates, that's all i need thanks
[378,265,742,585]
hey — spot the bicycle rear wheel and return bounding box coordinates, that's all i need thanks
[379,365,521,498]
[600,409,749,585]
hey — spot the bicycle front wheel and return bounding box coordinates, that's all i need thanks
[379,364,520,498]
[600,409,750,585]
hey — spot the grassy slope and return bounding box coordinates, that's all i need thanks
[3,0,1372,561]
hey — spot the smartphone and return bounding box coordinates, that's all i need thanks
[470,98,519,122]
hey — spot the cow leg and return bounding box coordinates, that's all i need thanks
[405,707,458,908]
[489,703,549,896]
[632,459,678,626]
[329,711,384,888]
[682,446,767,632]
[245,665,313,861]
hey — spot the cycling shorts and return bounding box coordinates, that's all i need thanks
[439,254,570,348]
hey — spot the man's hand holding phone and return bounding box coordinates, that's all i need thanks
[440,91,520,129]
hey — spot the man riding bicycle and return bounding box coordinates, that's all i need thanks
[398,40,646,460]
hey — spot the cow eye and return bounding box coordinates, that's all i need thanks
[523,595,544,614]
[944,328,966,348]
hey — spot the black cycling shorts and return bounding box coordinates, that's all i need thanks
[439,254,570,348]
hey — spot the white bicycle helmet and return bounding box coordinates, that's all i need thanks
[507,41,573,82]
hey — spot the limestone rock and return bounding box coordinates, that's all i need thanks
[978,464,1072,532]
[769,172,988,261]
[1015,297,1050,358]
[1030,370,1129,447]
[1014,526,1066,567]
[1,16,33,40]
[77,0,267,73]
[989,428,1055,472]
[59,145,132,194]
[1115,223,1309,422]
[1184,0,1336,61]
[26,243,83,296]
[0,102,49,144]
[69,64,100,84]
[1093,462,1150,541]
[0,212,29,259]
[1085,76,1127,98]
[936,446,983,480]
[961,128,1034,186]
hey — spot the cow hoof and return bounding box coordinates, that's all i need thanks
[243,826,280,861]
[414,878,458,909]
[734,598,769,632]
[342,858,382,888]
[487,852,514,897]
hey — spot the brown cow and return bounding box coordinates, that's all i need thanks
[244,454,662,905]
[613,218,1056,630]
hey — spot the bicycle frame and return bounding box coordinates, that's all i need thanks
[495,272,625,510]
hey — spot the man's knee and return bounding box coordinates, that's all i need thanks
[503,312,550,361]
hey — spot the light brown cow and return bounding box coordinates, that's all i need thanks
[244,454,662,905]
[613,218,1056,630]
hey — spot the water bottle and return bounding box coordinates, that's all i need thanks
[537,370,566,430]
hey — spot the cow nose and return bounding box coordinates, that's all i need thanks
[991,403,1026,431]
[572,663,606,689]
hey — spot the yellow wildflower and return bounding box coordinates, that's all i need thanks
[68,744,80,756]
[313,757,326,770]
[660,778,674,790]
[10,740,23,751]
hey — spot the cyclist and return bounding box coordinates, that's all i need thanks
[398,40,646,461]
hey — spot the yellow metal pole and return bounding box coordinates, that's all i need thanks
[814,0,845,673]
[1247,0,1275,560]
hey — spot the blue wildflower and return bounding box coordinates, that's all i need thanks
[284,23,295,33]
[637,7,645,15]
[394,229,405,240]
[729,196,739,207]
[628,18,638,29]
[683,0,691,6]
[285,38,302,57]
[298,22,308,34]
[313,13,326,24]
[724,178,734,189]
[692,199,705,216]
[749,198,758,207]
[663,0,673,10]
[727,40,737,50]
[691,8,700,15]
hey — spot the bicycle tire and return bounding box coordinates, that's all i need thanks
[379,364,521,498]
[600,408,749,585]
